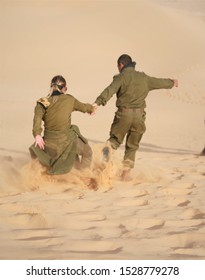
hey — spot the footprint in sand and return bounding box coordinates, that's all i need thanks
[136,218,165,230]
[58,228,101,240]
[94,227,122,238]
[6,212,49,229]
[179,208,205,219]
[166,198,191,207]
[0,202,50,229]
[176,182,197,189]
[14,233,62,248]
[115,198,148,207]
[73,226,122,239]
[166,219,204,227]
[173,248,205,257]
[0,202,26,214]
[11,229,56,240]
[58,240,122,254]
[169,232,205,257]
[161,187,192,196]
[157,232,205,251]
[117,189,149,198]
[122,217,165,230]
[69,213,106,222]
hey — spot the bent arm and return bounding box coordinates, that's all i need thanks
[32,103,45,137]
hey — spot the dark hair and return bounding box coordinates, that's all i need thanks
[117,54,132,66]
[48,75,67,96]
[51,75,66,90]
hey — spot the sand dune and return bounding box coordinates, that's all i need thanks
[0,0,205,260]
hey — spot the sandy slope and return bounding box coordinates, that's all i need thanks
[0,0,205,260]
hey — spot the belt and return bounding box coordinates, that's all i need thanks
[118,107,144,113]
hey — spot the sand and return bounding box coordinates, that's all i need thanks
[0,0,205,260]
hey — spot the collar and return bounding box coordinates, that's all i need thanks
[51,90,63,96]
[120,61,136,72]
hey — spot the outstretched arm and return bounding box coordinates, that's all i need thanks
[94,75,122,106]
[73,98,95,114]
[146,74,178,91]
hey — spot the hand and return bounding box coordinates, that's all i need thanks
[35,135,45,150]
[172,79,178,87]
[90,103,98,115]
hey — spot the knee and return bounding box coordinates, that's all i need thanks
[109,137,121,149]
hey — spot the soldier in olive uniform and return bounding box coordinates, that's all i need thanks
[93,54,178,181]
[30,75,95,175]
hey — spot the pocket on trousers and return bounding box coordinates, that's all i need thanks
[133,113,146,134]
[112,111,122,125]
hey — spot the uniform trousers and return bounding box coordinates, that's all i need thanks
[108,108,146,168]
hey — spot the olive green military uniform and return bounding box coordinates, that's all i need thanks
[29,93,93,175]
[95,66,174,168]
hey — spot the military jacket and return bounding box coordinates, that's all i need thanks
[32,93,93,137]
[95,67,174,109]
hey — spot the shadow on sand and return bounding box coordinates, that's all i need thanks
[87,139,199,156]
[0,140,202,158]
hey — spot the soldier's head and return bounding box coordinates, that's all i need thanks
[50,75,67,94]
[117,54,136,72]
